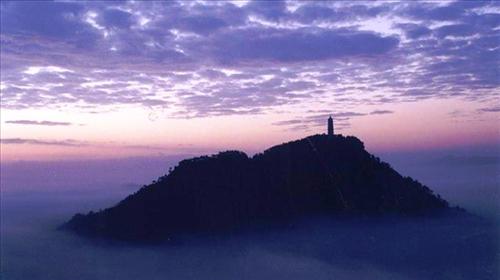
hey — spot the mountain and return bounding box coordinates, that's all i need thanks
[63,134,451,241]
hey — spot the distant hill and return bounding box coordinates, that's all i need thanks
[63,134,451,241]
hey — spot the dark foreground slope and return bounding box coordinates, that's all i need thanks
[64,135,451,241]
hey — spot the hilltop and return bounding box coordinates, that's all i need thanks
[63,134,451,241]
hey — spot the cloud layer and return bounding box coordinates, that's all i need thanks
[1,1,499,130]
[5,120,74,126]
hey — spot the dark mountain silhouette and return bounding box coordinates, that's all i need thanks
[63,134,453,241]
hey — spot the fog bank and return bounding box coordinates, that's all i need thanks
[1,190,499,280]
[1,148,498,279]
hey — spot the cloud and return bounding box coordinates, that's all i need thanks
[0,137,197,153]
[100,8,134,29]
[397,24,431,39]
[211,28,399,63]
[272,119,303,126]
[402,1,486,21]
[434,24,476,39]
[0,1,498,118]
[334,111,366,118]
[370,110,393,115]
[5,120,74,126]
[272,110,382,131]
[0,138,89,147]
[176,15,228,35]
[246,0,288,21]
[295,3,390,24]
[478,106,500,113]
[272,108,396,131]
[0,1,99,47]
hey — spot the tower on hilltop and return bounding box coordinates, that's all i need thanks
[327,116,334,136]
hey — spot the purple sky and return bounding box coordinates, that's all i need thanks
[0,1,499,161]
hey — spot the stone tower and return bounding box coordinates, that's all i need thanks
[328,115,334,136]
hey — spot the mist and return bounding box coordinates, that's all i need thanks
[1,148,499,279]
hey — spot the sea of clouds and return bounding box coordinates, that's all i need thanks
[1,150,498,280]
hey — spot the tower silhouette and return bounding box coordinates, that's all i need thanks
[328,116,334,136]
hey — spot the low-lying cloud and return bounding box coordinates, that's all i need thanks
[5,120,74,126]
[273,109,395,130]
[0,138,89,147]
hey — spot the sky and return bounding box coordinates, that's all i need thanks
[0,0,499,161]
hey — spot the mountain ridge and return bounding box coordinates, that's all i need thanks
[63,134,452,241]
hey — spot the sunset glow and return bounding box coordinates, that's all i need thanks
[1,1,498,161]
